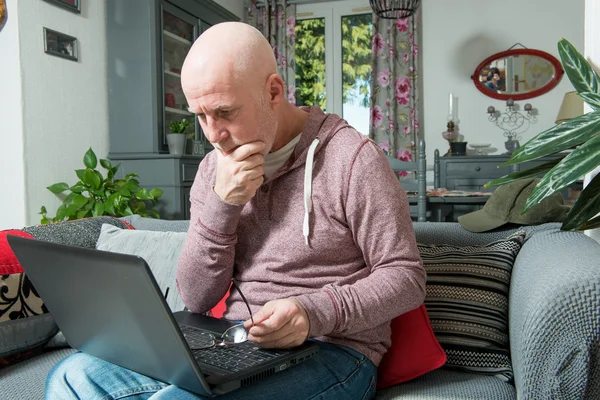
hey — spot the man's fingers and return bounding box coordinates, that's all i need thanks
[229,142,266,161]
[243,306,274,330]
[250,326,301,349]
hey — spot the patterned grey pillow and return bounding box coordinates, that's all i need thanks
[418,231,526,381]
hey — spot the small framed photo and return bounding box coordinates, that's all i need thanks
[44,28,78,61]
[43,0,80,14]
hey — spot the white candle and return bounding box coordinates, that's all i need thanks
[452,95,459,121]
[448,93,454,118]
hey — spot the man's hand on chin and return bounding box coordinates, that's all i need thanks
[214,141,266,205]
[244,298,310,349]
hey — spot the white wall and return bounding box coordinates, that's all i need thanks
[17,0,108,225]
[421,0,585,164]
[216,0,245,20]
[0,0,26,230]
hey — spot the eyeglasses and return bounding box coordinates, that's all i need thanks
[188,279,254,350]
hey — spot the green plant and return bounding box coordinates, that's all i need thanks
[40,148,164,224]
[486,38,600,231]
[169,118,191,136]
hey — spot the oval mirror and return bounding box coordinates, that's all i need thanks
[472,48,564,101]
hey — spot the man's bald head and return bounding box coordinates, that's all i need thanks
[181,22,278,93]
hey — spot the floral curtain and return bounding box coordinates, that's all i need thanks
[244,1,297,104]
[369,13,420,174]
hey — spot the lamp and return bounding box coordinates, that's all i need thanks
[369,0,421,19]
[555,91,584,124]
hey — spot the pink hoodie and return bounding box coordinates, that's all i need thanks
[176,106,426,365]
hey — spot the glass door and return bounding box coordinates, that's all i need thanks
[160,2,198,152]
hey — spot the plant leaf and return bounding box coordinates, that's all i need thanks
[83,169,101,189]
[63,192,76,205]
[103,199,115,215]
[70,182,86,194]
[501,110,600,166]
[72,194,88,208]
[579,92,600,111]
[577,215,600,230]
[75,169,86,181]
[65,204,79,218]
[561,174,600,230]
[136,188,152,200]
[83,148,98,169]
[150,188,163,199]
[100,159,112,170]
[77,209,90,219]
[47,182,69,194]
[485,158,564,188]
[92,203,105,217]
[145,209,160,219]
[55,204,67,222]
[558,38,600,102]
[523,134,600,212]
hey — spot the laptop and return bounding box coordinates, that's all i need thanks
[8,235,319,396]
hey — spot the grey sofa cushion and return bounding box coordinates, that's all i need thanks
[96,224,187,312]
[0,314,58,358]
[0,347,77,400]
[120,215,190,232]
[413,222,561,246]
[376,369,516,400]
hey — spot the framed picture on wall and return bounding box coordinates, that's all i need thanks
[43,0,80,14]
[44,28,78,62]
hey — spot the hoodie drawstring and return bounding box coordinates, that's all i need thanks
[303,139,320,246]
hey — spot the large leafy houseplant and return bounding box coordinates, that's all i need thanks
[486,38,600,231]
[40,148,164,224]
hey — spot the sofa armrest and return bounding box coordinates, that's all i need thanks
[509,228,600,399]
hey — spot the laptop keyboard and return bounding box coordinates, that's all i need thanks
[180,325,285,373]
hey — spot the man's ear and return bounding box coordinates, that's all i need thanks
[265,73,285,109]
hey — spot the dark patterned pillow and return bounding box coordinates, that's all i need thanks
[1,217,133,366]
[418,231,526,381]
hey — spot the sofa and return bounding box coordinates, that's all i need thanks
[1,216,599,400]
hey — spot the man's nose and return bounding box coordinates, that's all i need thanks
[202,116,228,144]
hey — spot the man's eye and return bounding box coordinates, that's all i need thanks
[219,110,232,117]
[197,114,206,121]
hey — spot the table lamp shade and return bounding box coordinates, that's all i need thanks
[555,91,584,124]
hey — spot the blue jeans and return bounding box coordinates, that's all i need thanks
[45,341,377,399]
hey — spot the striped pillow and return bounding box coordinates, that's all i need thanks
[418,231,526,381]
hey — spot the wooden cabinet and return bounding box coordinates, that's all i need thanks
[106,0,237,220]
[437,154,566,192]
[435,153,568,221]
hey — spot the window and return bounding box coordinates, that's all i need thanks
[295,0,373,135]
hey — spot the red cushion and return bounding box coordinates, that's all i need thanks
[377,304,447,388]
[0,230,34,275]
[209,287,230,318]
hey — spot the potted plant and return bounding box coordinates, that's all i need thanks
[486,38,600,231]
[167,118,192,155]
[40,148,163,224]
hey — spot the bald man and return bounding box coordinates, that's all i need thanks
[46,22,425,399]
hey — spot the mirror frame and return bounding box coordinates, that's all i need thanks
[472,48,564,101]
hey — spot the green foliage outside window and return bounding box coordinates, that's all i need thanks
[295,15,372,109]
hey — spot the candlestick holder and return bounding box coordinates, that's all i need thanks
[487,99,537,155]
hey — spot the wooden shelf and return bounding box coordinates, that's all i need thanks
[165,106,193,116]
[163,30,192,46]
